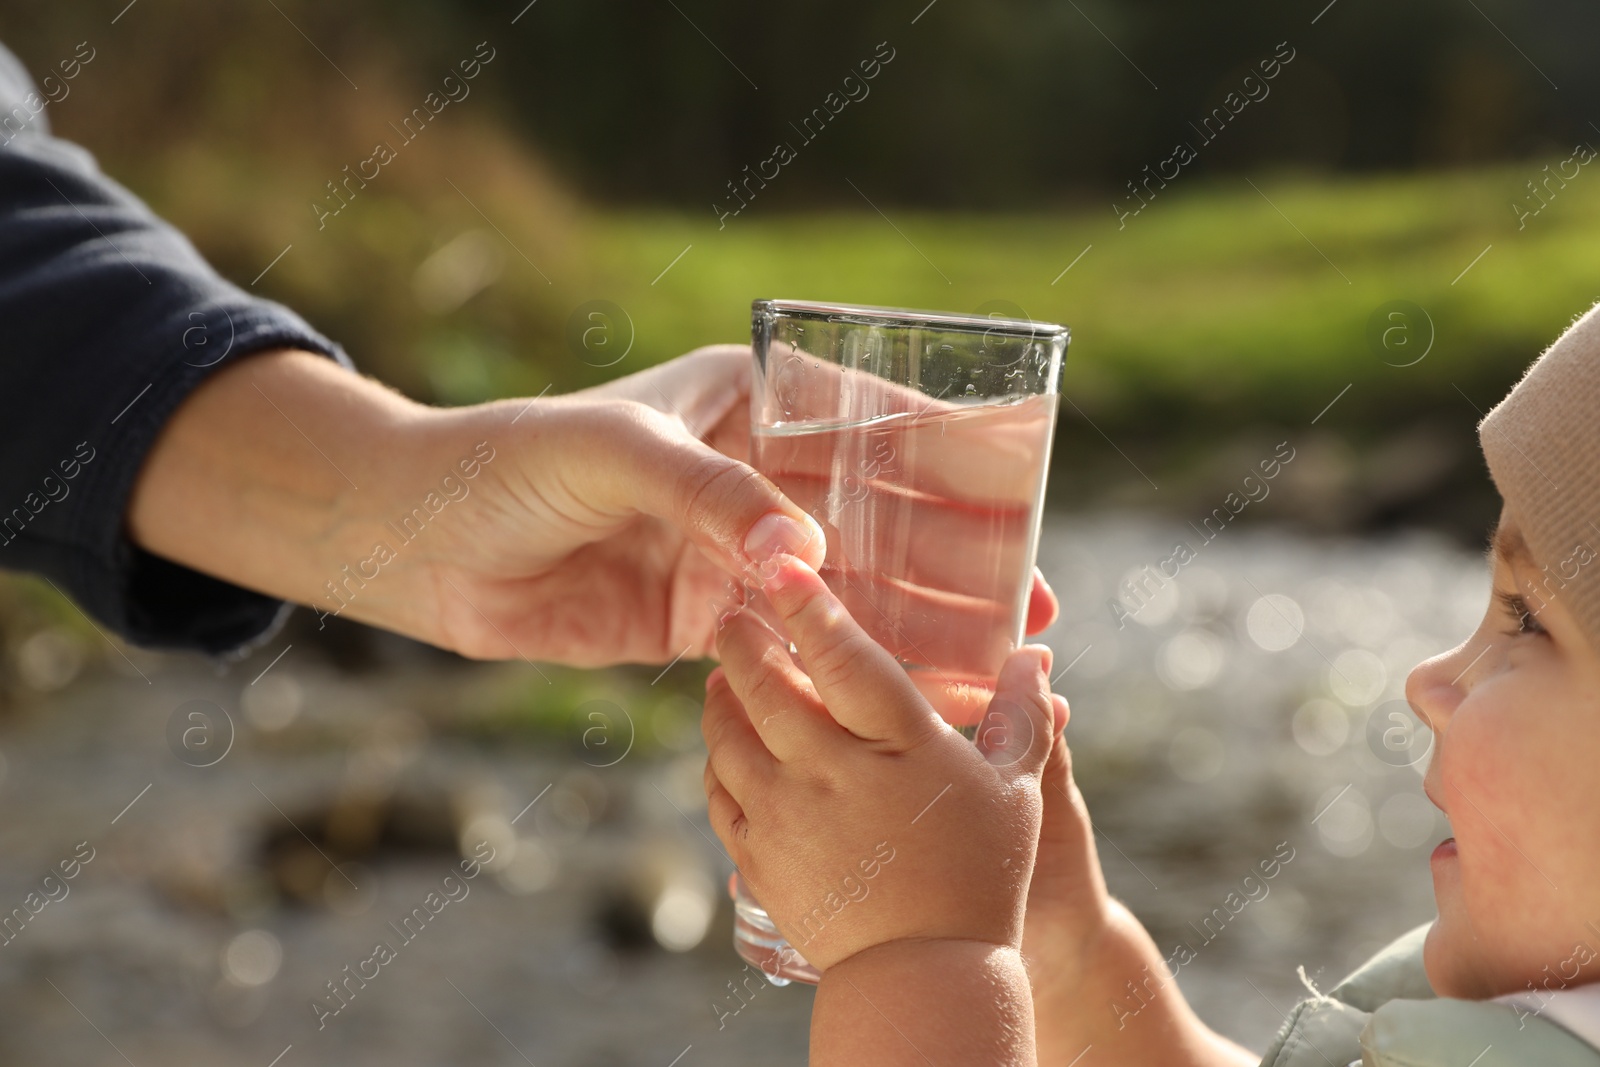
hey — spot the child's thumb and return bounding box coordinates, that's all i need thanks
[1037,698,1083,857]
[974,645,1060,779]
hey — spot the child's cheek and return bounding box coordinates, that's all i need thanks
[1437,702,1514,854]
[1441,691,1560,915]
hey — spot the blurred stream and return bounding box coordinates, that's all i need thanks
[0,512,1488,1065]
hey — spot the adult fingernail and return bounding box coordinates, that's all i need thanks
[743,511,825,568]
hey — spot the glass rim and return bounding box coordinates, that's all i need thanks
[754,298,1068,341]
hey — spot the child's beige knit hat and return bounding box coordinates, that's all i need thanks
[1479,300,1600,643]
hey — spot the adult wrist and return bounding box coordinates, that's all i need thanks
[309,396,520,643]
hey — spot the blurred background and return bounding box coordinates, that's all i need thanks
[0,0,1596,1063]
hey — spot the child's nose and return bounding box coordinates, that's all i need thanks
[1405,640,1477,733]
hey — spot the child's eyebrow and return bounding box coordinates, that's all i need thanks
[1488,520,1535,568]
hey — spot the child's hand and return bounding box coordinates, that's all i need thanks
[701,554,1061,973]
[1023,702,1116,975]
[1021,702,1259,1067]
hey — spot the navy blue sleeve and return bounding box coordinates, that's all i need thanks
[0,43,352,655]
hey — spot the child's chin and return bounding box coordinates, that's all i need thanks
[1421,920,1455,995]
[1422,913,1492,999]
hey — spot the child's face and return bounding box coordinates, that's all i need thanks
[1411,507,1600,999]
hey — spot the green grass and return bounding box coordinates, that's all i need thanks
[566,166,1600,427]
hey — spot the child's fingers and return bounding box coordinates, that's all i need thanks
[1024,568,1059,635]
[1031,696,1106,911]
[974,645,1058,778]
[1039,695,1075,816]
[1040,707,1076,829]
[1040,693,1076,807]
[702,669,778,803]
[714,598,844,761]
[704,764,749,851]
[758,555,939,745]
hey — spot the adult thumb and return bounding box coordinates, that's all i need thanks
[590,401,828,581]
[974,645,1058,779]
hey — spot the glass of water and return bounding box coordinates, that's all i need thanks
[731,299,1068,984]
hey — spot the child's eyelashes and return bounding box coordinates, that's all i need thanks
[1497,590,1548,637]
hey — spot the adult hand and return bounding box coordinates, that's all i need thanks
[418,345,828,665]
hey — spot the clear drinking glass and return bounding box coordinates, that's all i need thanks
[731,299,1069,985]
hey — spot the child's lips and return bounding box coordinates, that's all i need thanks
[1431,837,1458,865]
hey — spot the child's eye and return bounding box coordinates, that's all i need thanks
[1498,591,1547,636]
